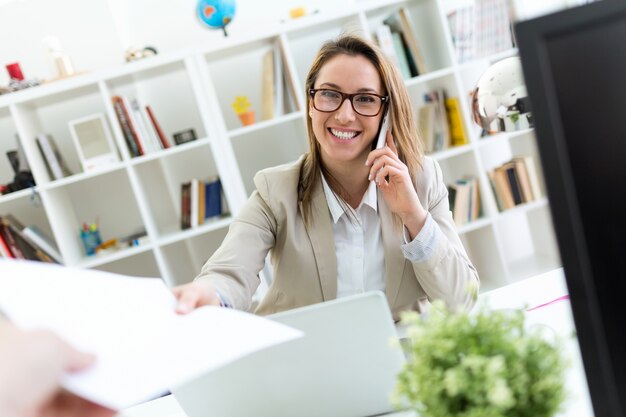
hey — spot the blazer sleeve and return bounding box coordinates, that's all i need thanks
[410,157,480,311]
[195,187,277,312]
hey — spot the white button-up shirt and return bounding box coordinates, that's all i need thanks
[321,174,441,299]
[321,175,386,298]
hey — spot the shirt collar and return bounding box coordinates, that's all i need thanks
[320,172,378,224]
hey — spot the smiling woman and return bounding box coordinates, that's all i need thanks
[172,34,479,318]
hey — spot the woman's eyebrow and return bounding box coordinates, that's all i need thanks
[318,82,379,94]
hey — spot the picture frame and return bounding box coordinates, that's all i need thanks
[68,113,119,172]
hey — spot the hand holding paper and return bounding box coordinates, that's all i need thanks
[0,260,302,411]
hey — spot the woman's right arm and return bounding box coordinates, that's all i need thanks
[173,189,277,313]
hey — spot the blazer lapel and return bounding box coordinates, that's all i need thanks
[378,189,407,308]
[300,179,337,301]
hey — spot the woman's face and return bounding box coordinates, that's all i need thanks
[310,54,384,170]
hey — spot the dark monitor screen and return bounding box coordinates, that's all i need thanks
[516,2,626,416]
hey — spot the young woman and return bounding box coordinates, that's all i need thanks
[173,34,479,317]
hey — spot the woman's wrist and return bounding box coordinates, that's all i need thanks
[401,207,428,240]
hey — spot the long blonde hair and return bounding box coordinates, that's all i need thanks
[299,34,423,223]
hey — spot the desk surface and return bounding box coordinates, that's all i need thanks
[118,268,594,417]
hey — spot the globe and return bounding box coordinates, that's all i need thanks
[197,0,236,36]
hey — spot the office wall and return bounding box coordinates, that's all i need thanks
[0,0,347,85]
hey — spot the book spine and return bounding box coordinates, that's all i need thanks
[37,134,64,180]
[505,165,523,205]
[0,224,14,258]
[493,167,515,209]
[445,97,469,146]
[181,182,191,230]
[129,98,158,153]
[205,177,222,218]
[145,106,171,149]
[198,180,205,225]
[0,221,25,259]
[121,96,147,155]
[36,138,54,180]
[112,96,141,157]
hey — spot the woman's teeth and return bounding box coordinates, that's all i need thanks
[330,129,357,139]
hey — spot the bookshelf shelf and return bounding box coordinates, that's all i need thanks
[458,217,492,235]
[0,0,560,293]
[76,242,154,269]
[156,216,233,247]
[228,111,304,138]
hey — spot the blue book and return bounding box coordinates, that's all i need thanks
[205,177,222,219]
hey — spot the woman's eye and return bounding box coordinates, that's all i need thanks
[355,95,376,103]
[321,91,340,99]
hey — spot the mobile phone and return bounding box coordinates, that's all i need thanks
[374,110,390,150]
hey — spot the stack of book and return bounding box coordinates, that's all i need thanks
[448,176,481,226]
[417,90,468,154]
[180,177,224,230]
[374,7,428,80]
[111,96,171,157]
[0,215,62,263]
[447,0,516,63]
[488,156,542,211]
[260,40,297,122]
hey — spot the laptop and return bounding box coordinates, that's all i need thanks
[171,291,406,417]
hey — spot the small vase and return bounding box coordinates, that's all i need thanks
[238,111,255,126]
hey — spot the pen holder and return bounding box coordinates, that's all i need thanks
[81,229,102,256]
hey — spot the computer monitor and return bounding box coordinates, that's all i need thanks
[515,2,626,416]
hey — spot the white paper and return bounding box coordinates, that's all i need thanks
[0,259,302,411]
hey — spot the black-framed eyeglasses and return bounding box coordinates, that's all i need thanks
[309,88,389,117]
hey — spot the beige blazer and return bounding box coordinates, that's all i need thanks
[196,155,479,317]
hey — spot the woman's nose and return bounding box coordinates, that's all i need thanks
[334,98,356,123]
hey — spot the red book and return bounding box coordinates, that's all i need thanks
[0,225,14,258]
[112,96,145,156]
[146,105,171,149]
[0,222,24,259]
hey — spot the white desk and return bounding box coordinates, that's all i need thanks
[118,268,594,417]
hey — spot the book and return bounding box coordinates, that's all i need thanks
[447,184,457,214]
[121,96,150,155]
[22,225,62,263]
[205,177,222,219]
[190,178,199,228]
[520,156,542,200]
[2,215,59,263]
[112,96,142,157]
[423,90,450,152]
[130,98,161,153]
[397,7,428,74]
[444,97,469,146]
[452,179,471,226]
[503,163,523,205]
[468,176,481,221]
[197,179,206,227]
[390,32,412,80]
[0,221,25,259]
[417,102,437,153]
[181,181,191,230]
[491,167,515,210]
[36,134,73,180]
[0,225,14,258]
[145,106,171,149]
[375,24,401,70]
[261,48,275,121]
[512,157,534,202]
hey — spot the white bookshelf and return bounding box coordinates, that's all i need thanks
[0,0,560,295]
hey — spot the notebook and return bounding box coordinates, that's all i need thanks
[171,291,406,417]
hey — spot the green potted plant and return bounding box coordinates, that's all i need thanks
[393,301,568,417]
